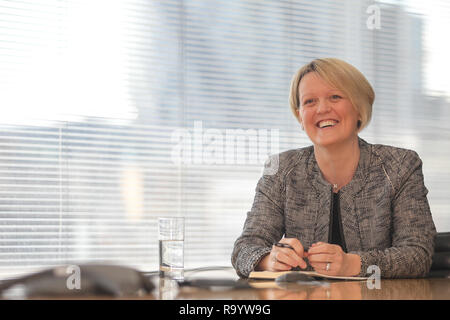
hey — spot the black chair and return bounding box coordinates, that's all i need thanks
[427,232,450,278]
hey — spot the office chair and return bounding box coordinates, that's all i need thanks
[427,232,450,278]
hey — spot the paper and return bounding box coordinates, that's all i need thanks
[249,270,368,281]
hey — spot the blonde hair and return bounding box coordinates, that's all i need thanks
[289,58,375,131]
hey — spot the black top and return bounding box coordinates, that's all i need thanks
[329,191,347,252]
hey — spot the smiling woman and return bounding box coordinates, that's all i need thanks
[231,58,437,279]
[288,59,375,192]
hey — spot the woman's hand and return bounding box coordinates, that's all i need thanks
[256,238,308,271]
[307,242,361,277]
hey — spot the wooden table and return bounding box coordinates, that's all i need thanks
[155,267,450,300]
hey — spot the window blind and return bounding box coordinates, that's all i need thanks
[1,0,449,279]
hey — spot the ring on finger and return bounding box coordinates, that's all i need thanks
[326,262,331,271]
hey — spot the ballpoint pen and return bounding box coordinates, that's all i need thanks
[274,242,295,250]
[274,242,310,255]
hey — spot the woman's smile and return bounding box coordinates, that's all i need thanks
[316,119,339,129]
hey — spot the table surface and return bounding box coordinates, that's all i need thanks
[154,267,450,300]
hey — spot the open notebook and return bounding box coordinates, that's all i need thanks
[249,270,368,281]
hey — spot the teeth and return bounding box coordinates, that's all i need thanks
[318,120,338,128]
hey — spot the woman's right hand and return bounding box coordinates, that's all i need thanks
[256,238,308,271]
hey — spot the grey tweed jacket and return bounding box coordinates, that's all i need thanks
[231,138,436,278]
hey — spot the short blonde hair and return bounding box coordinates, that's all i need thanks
[289,58,375,131]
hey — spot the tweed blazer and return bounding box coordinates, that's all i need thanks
[231,138,436,278]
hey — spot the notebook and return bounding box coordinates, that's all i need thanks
[249,270,368,281]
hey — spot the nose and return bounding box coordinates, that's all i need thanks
[316,98,331,114]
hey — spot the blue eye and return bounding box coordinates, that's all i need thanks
[330,95,342,100]
[303,99,314,106]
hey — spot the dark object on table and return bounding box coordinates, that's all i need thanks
[427,232,450,278]
[177,278,251,290]
[275,272,318,283]
[0,264,155,298]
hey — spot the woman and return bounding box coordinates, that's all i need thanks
[231,58,436,278]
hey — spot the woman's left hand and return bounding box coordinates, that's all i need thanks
[307,242,361,277]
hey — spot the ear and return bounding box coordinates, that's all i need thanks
[355,110,362,130]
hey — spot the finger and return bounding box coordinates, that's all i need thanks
[308,243,338,255]
[281,238,307,268]
[275,250,302,268]
[270,254,293,271]
[273,260,293,271]
[307,253,334,264]
[310,262,334,274]
[274,243,305,268]
[311,241,325,247]
[282,238,304,256]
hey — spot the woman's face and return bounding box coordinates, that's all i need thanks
[298,72,360,148]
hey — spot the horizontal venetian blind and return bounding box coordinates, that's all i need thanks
[1,0,449,279]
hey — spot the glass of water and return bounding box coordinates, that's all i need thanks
[158,217,184,280]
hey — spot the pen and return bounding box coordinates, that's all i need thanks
[274,242,295,250]
[275,242,310,254]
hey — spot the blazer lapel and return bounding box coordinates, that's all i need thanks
[339,138,372,252]
[306,148,332,244]
[306,138,372,252]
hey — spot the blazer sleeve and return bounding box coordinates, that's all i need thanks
[231,158,286,278]
[352,150,437,278]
